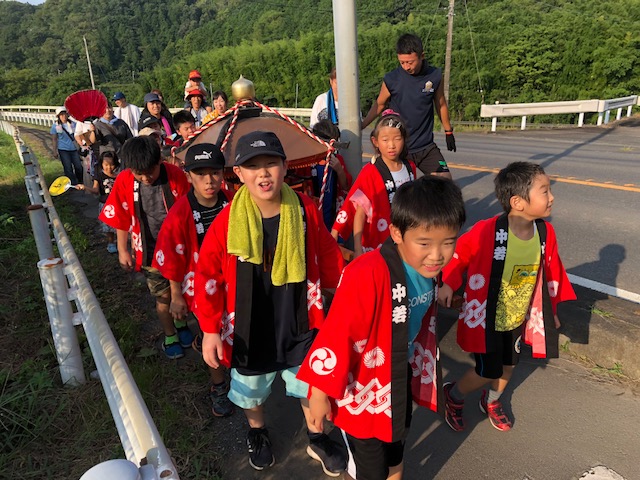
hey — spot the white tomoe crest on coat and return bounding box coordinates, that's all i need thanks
[377,218,388,232]
[547,280,559,298]
[309,347,337,375]
[103,204,115,218]
[335,210,348,224]
[193,252,199,263]
[175,244,185,255]
[155,249,165,266]
[122,201,129,211]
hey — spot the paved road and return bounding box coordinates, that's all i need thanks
[222,309,639,480]
[362,122,640,297]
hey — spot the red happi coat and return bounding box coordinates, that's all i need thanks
[98,163,190,271]
[193,193,344,368]
[297,239,441,443]
[151,189,234,310]
[332,160,416,253]
[442,214,576,358]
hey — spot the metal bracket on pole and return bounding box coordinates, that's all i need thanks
[37,258,86,386]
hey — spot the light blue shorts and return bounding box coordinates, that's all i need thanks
[228,366,309,409]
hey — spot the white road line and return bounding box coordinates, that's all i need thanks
[568,274,640,305]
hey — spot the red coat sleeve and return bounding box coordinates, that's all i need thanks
[152,198,191,283]
[442,223,482,291]
[193,209,229,334]
[298,256,380,400]
[543,222,577,313]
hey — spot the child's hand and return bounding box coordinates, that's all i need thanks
[170,295,188,320]
[554,314,561,329]
[308,387,332,432]
[202,333,224,369]
[118,250,134,272]
[437,282,454,308]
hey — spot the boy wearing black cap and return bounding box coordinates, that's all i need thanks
[194,131,347,475]
[153,143,235,416]
[99,136,190,359]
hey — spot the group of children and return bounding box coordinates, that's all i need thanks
[84,101,575,479]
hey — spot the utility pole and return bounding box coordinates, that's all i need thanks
[443,0,455,105]
[83,36,95,90]
[332,0,363,178]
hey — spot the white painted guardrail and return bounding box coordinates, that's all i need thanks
[481,95,638,131]
[0,105,312,127]
[0,120,179,480]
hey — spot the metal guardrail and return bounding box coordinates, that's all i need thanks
[0,120,179,480]
[480,95,638,131]
[0,106,312,127]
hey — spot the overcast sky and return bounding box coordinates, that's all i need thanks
[14,0,46,4]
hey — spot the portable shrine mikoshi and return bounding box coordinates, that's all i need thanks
[173,76,338,206]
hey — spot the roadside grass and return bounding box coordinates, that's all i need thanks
[0,130,225,479]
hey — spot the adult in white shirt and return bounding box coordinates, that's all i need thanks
[310,68,338,129]
[112,92,141,136]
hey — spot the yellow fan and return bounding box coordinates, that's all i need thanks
[49,176,79,196]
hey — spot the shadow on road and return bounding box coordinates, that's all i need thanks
[561,244,625,345]
[528,127,614,169]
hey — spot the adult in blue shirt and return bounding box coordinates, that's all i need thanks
[362,34,456,180]
[50,107,84,185]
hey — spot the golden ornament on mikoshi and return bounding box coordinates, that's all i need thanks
[232,75,255,101]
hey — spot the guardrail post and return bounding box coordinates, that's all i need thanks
[597,112,604,126]
[520,116,527,130]
[578,112,585,127]
[627,106,633,117]
[28,205,54,259]
[24,161,36,176]
[604,110,610,124]
[491,117,497,132]
[25,174,43,205]
[616,108,622,121]
[38,258,86,386]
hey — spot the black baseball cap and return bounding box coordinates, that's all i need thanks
[138,114,161,130]
[234,131,286,166]
[184,143,225,172]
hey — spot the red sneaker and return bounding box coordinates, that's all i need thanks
[443,382,465,432]
[479,390,512,431]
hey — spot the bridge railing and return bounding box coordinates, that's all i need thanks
[0,120,179,480]
[481,95,638,132]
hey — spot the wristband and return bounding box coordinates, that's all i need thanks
[445,130,454,135]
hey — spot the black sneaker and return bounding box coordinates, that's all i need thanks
[209,382,234,418]
[246,427,275,470]
[306,433,347,477]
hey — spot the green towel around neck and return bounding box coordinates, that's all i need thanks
[227,183,306,286]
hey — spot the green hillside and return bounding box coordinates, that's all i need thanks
[0,0,638,120]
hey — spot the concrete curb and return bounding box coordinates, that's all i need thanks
[558,285,640,381]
